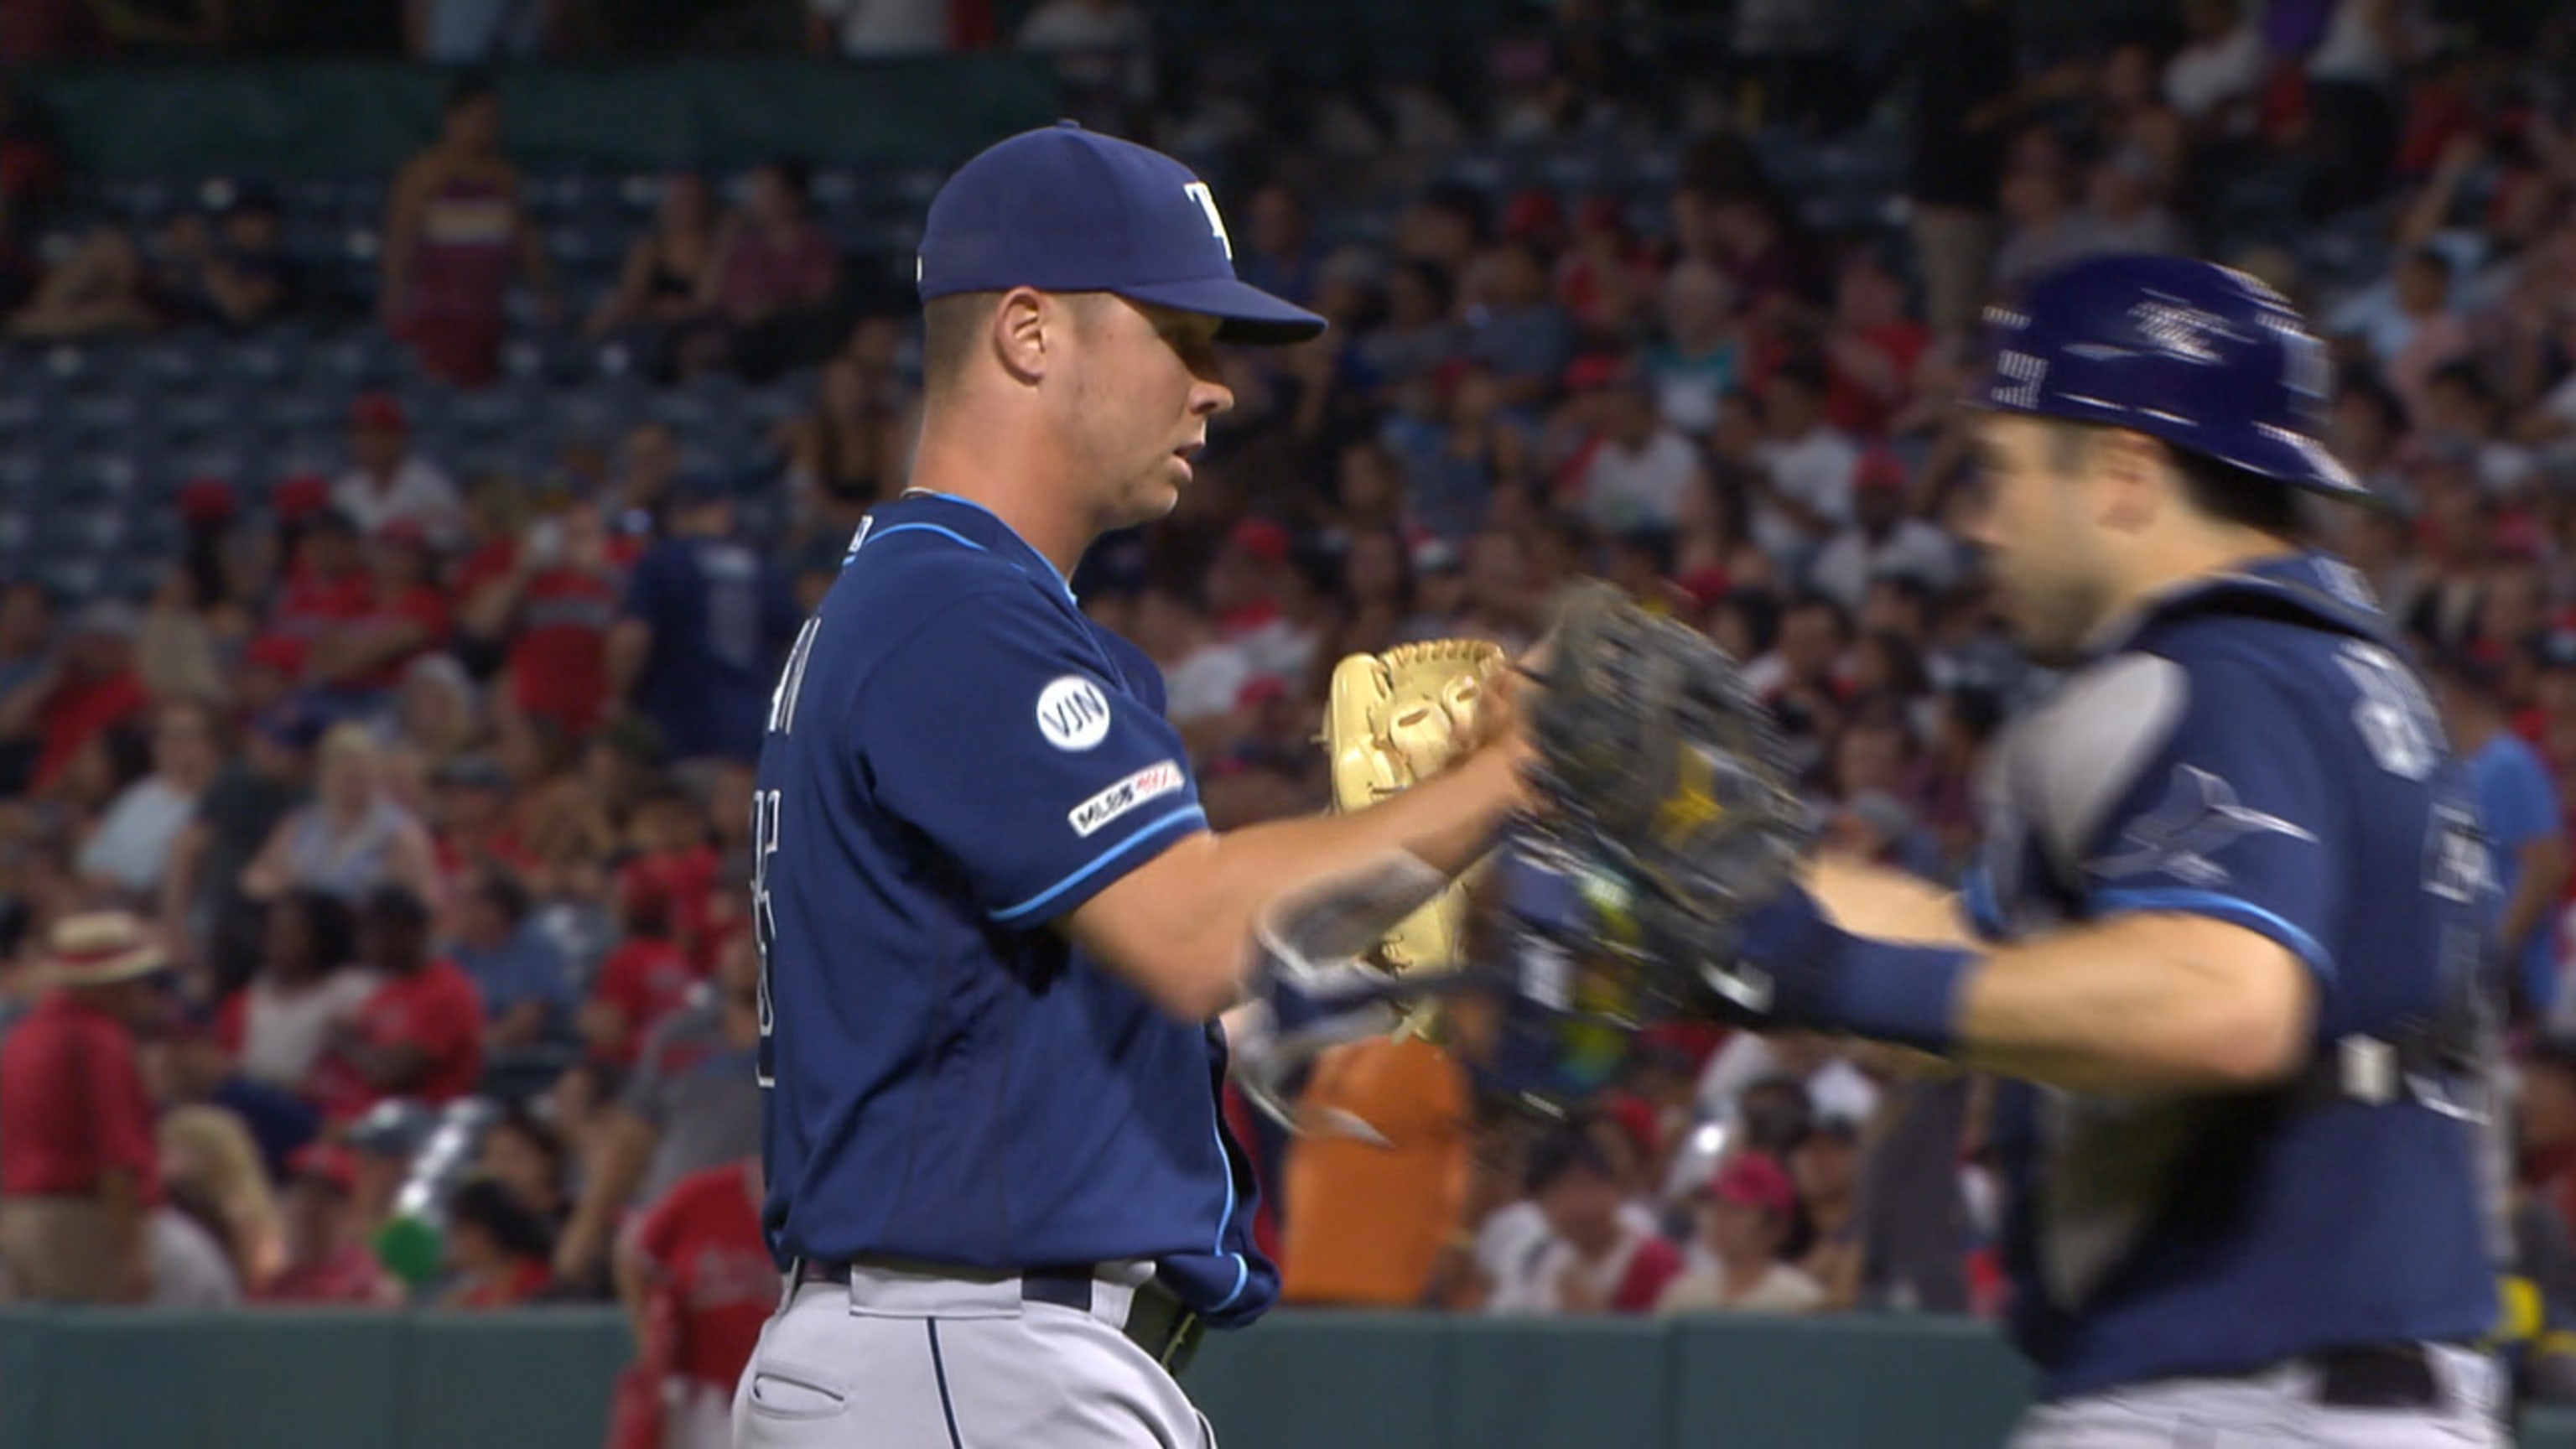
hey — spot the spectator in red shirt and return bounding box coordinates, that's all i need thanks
[580,875,698,1070]
[0,911,171,1302]
[1820,251,1930,439]
[435,1175,556,1309]
[0,600,151,798]
[262,508,375,678]
[697,162,842,382]
[617,1157,776,1449]
[306,884,486,1122]
[305,521,451,703]
[1491,1120,1684,1315]
[257,1143,402,1306]
[459,497,625,741]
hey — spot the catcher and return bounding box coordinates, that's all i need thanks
[1493,257,2502,1448]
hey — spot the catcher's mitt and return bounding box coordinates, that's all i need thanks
[1322,637,1509,974]
[1517,582,1814,1007]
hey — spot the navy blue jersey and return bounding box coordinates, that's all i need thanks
[624,534,802,763]
[1963,551,2501,1398]
[750,493,1276,1327]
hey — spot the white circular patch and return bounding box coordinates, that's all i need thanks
[1035,675,1112,751]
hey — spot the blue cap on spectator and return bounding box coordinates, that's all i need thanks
[916,122,1327,347]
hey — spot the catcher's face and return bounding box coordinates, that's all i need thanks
[1964,413,2116,667]
[1062,296,1232,529]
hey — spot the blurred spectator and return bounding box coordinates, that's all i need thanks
[304,522,454,710]
[2432,652,2568,1021]
[1573,374,1709,538]
[780,354,906,539]
[696,163,841,382]
[587,173,721,365]
[615,1157,774,1449]
[1644,260,1742,438]
[2330,247,2470,423]
[1657,1152,1823,1313]
[239,723,442,910]
[436,1175,555,1307]
[305,883,486,1122]
[1789,1115,1864,1308]
[557,928,761,1284]
[0,600,149,801]
[607,476,801,768]
[1278,1033,1472,1307]
[1484,1119,1681,1315]
[460,497,625,743]
[8,225,157,340]
[2165,0,2268,135]
[75,697,222,902]
[2525,1039,2576,1246]
[213,889,376,1093]
[1748,360,1857,565]
[478,1101,573,1233]
[408,0,551,60]
[1461,242,1574,409]
[257,1142,401,1306]
[331,394,467,550]
[1808,452,1956,615]
[382,75,556,387]
[1991,130,2090,297]
[1015,0,1152,126]
[0,911,168,1303]
[159,703,315,995]
[447,861,573,1052]
[1902,0,2026,339]
[808,0,959,55]
[158,1103,287,1292]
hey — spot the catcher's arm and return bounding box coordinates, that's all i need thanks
[1805,854,1976,948]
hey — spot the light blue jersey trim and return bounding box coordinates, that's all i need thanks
[1207,1101,1251,1311]
[2090,886,2338,980]
[902,491,1079,603]
[987,807,1208,924]
[858,522,989,556]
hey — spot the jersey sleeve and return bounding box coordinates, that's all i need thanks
[2075,655,2343,985]
[856,580,1208,927]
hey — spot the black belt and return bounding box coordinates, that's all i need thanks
[2294,1343,2457,1411]
[794,1259,1205,1377]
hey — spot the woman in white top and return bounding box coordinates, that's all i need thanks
[239,722,442,911]
[77,698,223,901]
[219,889,382,1093]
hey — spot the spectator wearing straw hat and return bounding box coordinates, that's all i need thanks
[0,910,172,1303]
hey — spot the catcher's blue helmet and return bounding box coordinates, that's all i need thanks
[1973,253,2365,499]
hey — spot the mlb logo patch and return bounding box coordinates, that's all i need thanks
[1070,761,1185,838]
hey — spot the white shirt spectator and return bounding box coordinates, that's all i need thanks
[77,776,202,893]
[810,0,951,52]
[2164,20,2266,123]
[331,458,465,548]
[1695,1033,1882,1129]
[233,968,387,1091]
[1656,1259,1825,1314]
[1163,641,1257,726]
[1580,428,1703,536]
[1752,427,1859,558]
[1808,519,1960,613]
[150,1208,242,1308]
[1476,1197,1665,1314]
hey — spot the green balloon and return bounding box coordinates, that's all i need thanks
[375,1214,444,1287]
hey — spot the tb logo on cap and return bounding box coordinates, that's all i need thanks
[1182,182,1233,260]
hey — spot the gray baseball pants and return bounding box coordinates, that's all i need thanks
[731,1261,1216,1449]
[2008,1346,2507,1448]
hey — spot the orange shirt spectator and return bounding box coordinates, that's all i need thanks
[1279,1035,1471,1307]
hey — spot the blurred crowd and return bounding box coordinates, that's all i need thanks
[7,0,2576,1426]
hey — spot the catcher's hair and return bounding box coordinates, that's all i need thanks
[2044,418,2303,538]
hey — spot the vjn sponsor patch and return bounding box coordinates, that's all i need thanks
[1070,761,1186,838]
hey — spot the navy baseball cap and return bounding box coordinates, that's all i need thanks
[917,121,1326,347]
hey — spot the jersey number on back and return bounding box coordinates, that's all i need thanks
[2335,641,2439,781]
[767,617,822,736]
[750,787,781,1088]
